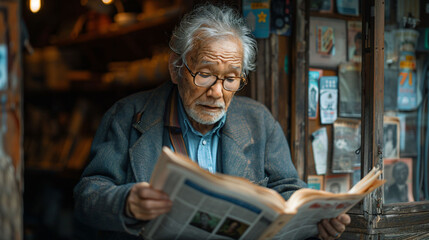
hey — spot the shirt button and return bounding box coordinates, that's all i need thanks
[202,140,207,145]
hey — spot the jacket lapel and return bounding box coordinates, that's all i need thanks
[221,104,254,179]
[129,83,173,182]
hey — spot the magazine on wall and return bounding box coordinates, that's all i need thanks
[338,62,361,118]
[383,116,400,159]
[308,69,322,119]
[347,21,362,62]
[142,147,385,240]
[332,118,361,173]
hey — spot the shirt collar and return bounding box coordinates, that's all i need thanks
[176,91,226,137]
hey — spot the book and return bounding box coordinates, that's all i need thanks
[142,147,385,240]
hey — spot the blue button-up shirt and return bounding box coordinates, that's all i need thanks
[176,95,226,173]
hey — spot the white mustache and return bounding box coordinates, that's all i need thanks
[196,100,225,108]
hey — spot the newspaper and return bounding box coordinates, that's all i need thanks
[141,147,385,240]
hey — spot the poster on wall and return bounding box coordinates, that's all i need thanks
[383,158,414,204]
[243,0,270,39]
[320,76,338,124]
[309,17,347,68]
[396,29,419,110]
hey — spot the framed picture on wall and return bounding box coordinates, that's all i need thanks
[309,17,347,68]
[325,174,350,193]
[383,116,400,159]
[383,158,414,204]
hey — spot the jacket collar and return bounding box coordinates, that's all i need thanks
[132,82,174,134]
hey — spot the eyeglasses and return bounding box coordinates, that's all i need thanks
[184,62,247,92]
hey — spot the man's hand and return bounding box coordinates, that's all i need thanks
[126,182,173,221]
[317,213,351,240]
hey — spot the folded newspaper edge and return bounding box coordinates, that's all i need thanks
[141,147,385,240]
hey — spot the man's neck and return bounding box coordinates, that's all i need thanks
[189,119,214,135]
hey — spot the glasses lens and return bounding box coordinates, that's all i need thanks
[223,77,243,91]
[195,72,217,87]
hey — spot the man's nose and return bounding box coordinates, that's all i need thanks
[207,80,223,98]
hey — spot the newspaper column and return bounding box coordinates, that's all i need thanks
[0,2,23,239]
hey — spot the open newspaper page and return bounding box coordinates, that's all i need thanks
[273,167,385,240]
[142,147,291,240]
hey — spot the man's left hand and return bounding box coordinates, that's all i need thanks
[317,213,351,240]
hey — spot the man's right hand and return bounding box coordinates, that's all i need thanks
[126,182,173,221]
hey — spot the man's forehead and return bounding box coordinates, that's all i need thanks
[198,60,241,70]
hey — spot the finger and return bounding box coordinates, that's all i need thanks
[133,182,170,200]
[329,218,346,234]
[337,213,351,225]
[132,198,173,211]
[322,219,339,238]
[317,222,330,240]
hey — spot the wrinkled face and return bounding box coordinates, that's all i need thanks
[173,36,243,129]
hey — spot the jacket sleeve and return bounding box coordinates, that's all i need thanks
[73,104,144,235]
[265,121,308,200]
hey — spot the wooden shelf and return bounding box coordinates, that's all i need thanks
[51,8,182,47]
[310,11,361,21]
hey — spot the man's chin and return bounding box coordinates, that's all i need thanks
[189,110,225,125]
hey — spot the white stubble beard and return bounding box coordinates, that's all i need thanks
[184,100,226,125]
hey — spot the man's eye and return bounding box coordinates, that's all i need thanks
[198,72,212,78]
[225,77,238,83]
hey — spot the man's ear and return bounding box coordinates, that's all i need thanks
[169,53,179,84]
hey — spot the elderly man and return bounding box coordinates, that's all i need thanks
[74,4,350,239]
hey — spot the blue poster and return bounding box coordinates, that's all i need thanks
[243,0,270,39]
[397,51,418,110]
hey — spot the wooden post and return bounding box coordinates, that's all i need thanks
[291,0,308,179]
[0,0,23,239]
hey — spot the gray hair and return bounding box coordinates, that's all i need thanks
[169,4,257,78]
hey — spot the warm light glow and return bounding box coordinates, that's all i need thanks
[102,0,113,4]
[29,0,41,13]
